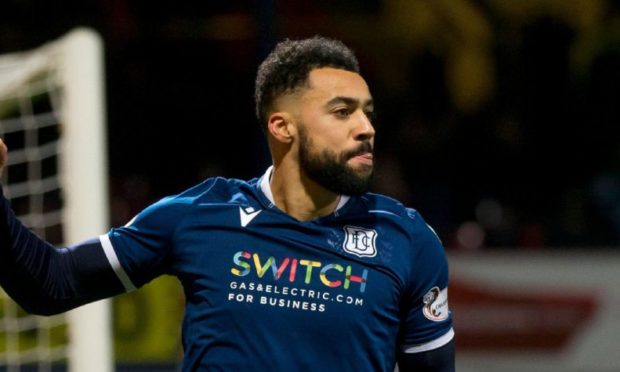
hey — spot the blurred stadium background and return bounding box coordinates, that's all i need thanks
[1,0,619,371]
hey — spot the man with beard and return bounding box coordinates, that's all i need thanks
[0,37,454,371]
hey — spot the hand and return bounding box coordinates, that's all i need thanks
[0,138,7,177]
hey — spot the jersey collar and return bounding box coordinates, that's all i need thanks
[258,166,350,213]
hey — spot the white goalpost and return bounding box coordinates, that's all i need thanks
[0,28,112,372]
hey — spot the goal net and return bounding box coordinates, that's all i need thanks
[0,28,112,372]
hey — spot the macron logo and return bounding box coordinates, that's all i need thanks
[239,206,262,227]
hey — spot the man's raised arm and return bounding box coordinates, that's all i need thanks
[0,138,126,315]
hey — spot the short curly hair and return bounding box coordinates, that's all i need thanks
[254,36,360,129]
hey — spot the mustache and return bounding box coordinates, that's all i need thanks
[344,141,373,159]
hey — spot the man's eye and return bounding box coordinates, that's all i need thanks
[365,111,376,121]
[333,109,351,118]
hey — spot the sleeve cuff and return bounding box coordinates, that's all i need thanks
[99,233,136,292]
[401,327,455,354]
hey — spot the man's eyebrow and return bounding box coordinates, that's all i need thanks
[325,96,374,108]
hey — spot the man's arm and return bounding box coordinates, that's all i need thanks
[399,208,455,371]
[0,138,125,315]
[397,338,455,372]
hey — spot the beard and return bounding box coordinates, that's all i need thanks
[298,127,374,196]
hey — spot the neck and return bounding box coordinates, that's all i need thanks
[269,163,340,221]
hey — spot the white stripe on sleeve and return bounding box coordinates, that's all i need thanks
[401,327,454,354]
[99,234,136,292]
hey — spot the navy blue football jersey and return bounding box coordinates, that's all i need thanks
[100,167,453,371]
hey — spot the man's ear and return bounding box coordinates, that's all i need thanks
[267,112,295,144]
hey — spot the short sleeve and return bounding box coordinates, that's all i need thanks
[104,196,187,289]
[400,209,454,353]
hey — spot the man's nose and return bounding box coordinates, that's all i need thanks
[353,111,375,141]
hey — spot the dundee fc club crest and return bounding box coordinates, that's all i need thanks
[343,225,378,258]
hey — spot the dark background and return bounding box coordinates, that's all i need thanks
[2,0,619,249]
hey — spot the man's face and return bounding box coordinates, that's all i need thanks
[293,68,376,196]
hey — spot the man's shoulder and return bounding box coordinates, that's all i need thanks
[356,192,434,237]
[172,176,258,203]
[358,192,417,219]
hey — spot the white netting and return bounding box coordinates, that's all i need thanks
[0,52,68,371]
[0,29,111,372]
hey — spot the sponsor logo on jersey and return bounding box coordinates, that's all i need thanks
[342,225,377,258]
[422,286,449,321]
[239,206,262,227]
[230,251,368,293]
